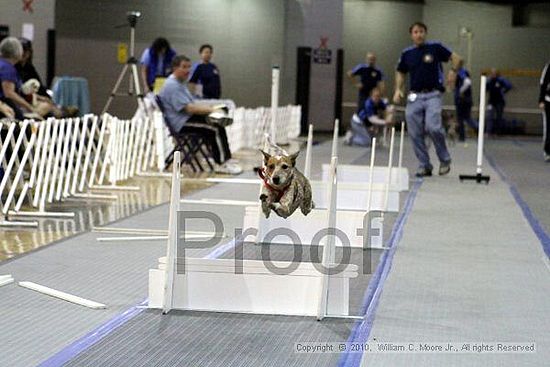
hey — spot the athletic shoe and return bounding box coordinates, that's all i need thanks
[216,162,243,175]
[544,153,550,162]
[439,161,451,176]
[415,168,432,177]
[344,130,353,146]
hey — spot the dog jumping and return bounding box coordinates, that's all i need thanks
[258,149,314,219]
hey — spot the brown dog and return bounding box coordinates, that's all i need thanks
[259,150,314,219]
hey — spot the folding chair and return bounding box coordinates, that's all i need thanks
[155,96,214,172]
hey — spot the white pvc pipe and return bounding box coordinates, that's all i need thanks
[124,118,135,178]
[56,119,73,200]
[39,119,60,211]
[383,128,395,213]
[0,277,14,287]
[71,116,89,195]
[0,123,16,166]
[48,119,65,202]
[477,75,487,174]
[271,66,280,144]
[28,121,45,188]
[33,120,52,207]
[317,155,338,321]
[89,116,107,188]
[181,198,257,207]
[19,281,106,309]
[122,119,132,179]
[98,118,114,185]
[0,121,29,196]
[142,115,155,172]
[3,131,36,215]
[331,119,339,158]
[63,118,80,197]
[304,124,313,179]
[398,121,405,169]
[162,150,181,314]
[78,115,98,192]
[366,138,377,211]
[128,117,141,176]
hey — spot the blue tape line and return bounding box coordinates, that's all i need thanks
[338,179,422,367]
[38,237,239,367]
[204,238,237,259]
[486,154,550,259]
[37,299,148,367]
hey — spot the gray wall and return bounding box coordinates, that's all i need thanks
[342,0,550,133]
[424,0,550,109]
[343,0,423,106]
[50,0,550,130]
[0,0,55,80]
[55,0,285,117]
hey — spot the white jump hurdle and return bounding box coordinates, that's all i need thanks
[181,121,399,212]
[322,122,409,191]
[150,152,358,318]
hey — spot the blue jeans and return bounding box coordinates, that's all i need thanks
[349,113,372,146]
[487,102,504,134]
[405,91,451,170]
[455,100,478,141]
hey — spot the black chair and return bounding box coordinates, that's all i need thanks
[155,96,214,172]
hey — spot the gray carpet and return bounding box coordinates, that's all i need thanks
[62,138,403,367]
[361,142,550,367]
[485,138,550,236]
[0,138,400,367]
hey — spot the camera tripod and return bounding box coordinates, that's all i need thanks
[101,11,144,115]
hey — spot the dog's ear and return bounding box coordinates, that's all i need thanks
[260,150,271,165]
[288,151,299,167]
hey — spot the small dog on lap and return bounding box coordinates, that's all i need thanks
[258,150,314,219]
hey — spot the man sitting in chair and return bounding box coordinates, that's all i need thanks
[158,54,241,174]
[345,87,394,146]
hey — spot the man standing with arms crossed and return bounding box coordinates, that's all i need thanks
[393,22,461,177]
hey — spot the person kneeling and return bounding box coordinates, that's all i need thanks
[158,54,241,174]
[345,87,394,146]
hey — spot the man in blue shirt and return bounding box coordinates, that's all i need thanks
[159,55,240,174]
[189,44,221,99]
[393,22,461,177]
[486,68,512,135]
[344,87,393,146]
[454,60,477,141]
[347,52,384,112]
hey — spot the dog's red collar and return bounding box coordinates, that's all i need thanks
[258,168,290,202]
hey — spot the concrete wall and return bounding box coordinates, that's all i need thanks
[55,0,285,117]
[342,0,423,126]
[343,0,423,105]
[341,0,549,133]
[0,0,55,80]
[424,0,550,109]
[51,0,549,129]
